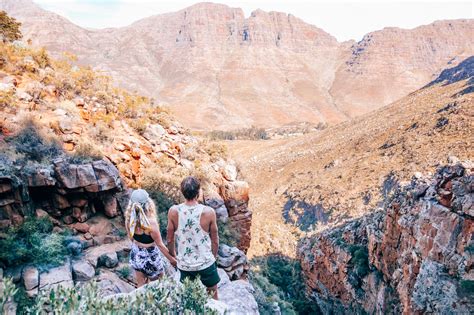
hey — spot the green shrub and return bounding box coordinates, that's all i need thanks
[23,277,216,314]
[117,266,131,279]
[207,127,268,141]
[465,243,474,254]
[71,139,103,162]
[0,216,68,268]
[0,90,16,109]
[31,48,50,69]
[145,189,177,238]
[0,278,17,313]
[249,271,295,314]
[128,118,148,136]
[0,11,22,42]
[141,168,183,204]
[217,221,239,247]
[14,286,34,314]
[6,124,63,165]
[348,245,369,278]
[202,142,228,162]
[250,254,319,314]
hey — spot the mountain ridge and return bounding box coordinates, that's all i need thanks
[1,0,473,130]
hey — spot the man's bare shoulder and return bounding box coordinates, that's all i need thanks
[168,205,179,216]
[202,205,216,217]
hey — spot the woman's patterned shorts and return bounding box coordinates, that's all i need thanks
[129,243,165,279]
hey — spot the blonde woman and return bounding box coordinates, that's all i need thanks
[125,189,177,287]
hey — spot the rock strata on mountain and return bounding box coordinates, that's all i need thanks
[2,0,472,130]
[298,161,474,314]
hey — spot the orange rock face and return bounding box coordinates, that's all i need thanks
[298,162,474,314]
[219,181,252,252]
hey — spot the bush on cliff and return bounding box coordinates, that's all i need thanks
[9,277,217,314]
[0,216,68,268]
[348,244,369,279]
[0,11,22,42]
[5,123,62,166]
[217,220,239,248]
[250,254,320,314]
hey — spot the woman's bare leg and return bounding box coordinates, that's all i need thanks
[135,270,147,287]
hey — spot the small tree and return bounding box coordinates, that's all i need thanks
[0,11,22,42]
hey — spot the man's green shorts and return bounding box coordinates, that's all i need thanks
[179,262,220,288]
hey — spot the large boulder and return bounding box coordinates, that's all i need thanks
[72,260,95,281]
[219,280,259,314]
[92,160,123,191]
[53,159,122,192]
[221,164,238,182]
[98,252,119,268]
[39,262,73,291]
[205,196,229,223]
[217,244,248,280]
[27,169,56,187]
[101,194,118,218]
[96,270,134,296]
[22,266,39,291]
[85,240,130,268]
[216,268,230,290]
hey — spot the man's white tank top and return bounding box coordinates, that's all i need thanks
[175,203,215,271]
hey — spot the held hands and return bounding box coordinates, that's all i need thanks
[169,257,177,268]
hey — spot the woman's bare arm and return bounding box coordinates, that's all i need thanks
[150,220,177,267]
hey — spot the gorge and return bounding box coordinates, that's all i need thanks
[0,1,473,314]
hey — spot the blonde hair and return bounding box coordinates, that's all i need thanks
[125,197,157,238]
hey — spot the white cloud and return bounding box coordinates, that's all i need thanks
[34,0,473,41]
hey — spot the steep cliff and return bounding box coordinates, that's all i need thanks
[298,161,473,313]
[228,57,473,257]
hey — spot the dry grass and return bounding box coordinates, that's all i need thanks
[228,80,474,258]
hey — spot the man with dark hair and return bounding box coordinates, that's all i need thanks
[167,176,220,299]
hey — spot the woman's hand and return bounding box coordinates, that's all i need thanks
[169,256,177,268]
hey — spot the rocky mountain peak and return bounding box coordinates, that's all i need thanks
[2,1,472,130]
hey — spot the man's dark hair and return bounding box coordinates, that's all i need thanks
[180,176,200,200]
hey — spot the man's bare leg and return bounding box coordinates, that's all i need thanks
[207,285,218,300]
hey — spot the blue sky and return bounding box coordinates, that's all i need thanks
[34,0,473,41]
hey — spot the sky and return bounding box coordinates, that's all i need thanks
[34,0,473,42]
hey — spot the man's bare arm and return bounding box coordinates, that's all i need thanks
[167,207,177,258]
[209,208,219,258]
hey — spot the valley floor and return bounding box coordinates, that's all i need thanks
[228,139,302,258]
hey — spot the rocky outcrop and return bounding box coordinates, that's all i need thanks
[217,244,249,280]
[203,164,253,253]
[298,160,474,314]
[18,239,133,297]
[104,268,259,315]
[0,158,125,231]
